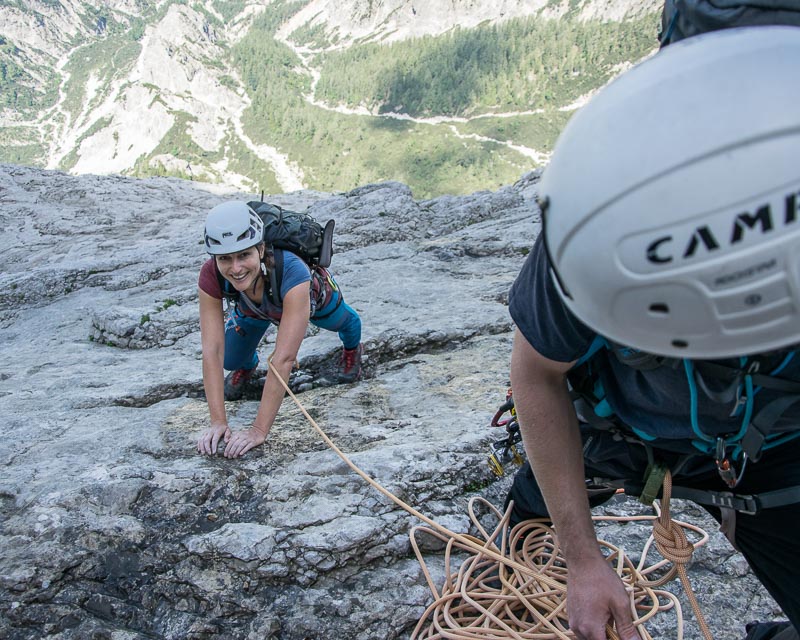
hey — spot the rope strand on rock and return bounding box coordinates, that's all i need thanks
[267,357,713,639]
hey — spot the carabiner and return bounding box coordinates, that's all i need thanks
[715,437,747,488]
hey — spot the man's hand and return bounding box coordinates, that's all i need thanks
[223,426,267,458]
[566,556,641,640]
[197,423,230,455]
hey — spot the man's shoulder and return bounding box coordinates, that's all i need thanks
[509,235,596,362]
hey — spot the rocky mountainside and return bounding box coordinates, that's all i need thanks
[0,164,783,639]
[0,0,662,197]
[278,0,659,45]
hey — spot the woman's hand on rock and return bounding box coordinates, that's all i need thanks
[223,427,267,458]
[197,423,230,455]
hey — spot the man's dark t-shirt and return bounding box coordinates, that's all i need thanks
[508,234,800,451]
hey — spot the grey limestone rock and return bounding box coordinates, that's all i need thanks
[0,164,782,639]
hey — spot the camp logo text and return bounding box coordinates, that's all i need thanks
[645,189,800,265]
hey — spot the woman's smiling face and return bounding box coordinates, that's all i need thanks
[215,244,263,292]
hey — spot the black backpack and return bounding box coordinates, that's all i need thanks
[246,199,334,269]
[660,0,800,47]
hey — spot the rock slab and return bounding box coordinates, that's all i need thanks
[0,165,782,639]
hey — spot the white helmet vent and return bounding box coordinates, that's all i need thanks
[204,202,265,255]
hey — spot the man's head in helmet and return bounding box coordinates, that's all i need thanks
[539,26,800,359]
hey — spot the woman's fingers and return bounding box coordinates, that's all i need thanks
[197,426,229,455]
[224,433,255,458]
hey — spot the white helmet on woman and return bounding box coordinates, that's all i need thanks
[204,201,265,255]
[540,26,800,359]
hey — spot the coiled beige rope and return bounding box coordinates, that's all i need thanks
[409,494,710,640]
[268,358,712,639]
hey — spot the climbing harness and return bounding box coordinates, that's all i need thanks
[266,357,720,639]
[570,338,800,496]
[487,388,524,477]
[568,340,800,545]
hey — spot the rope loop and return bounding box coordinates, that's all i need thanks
[410,497,703,639]
[266,358,715,639]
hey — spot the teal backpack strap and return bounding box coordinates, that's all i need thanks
[659,0,680,47]
[570,336,619,425]
[686,350,800,463]
[575,335,609,366]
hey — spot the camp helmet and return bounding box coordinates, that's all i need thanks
[540,26,800,359]
[204,201,264,255]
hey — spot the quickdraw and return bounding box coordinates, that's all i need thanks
[487,388,525,477]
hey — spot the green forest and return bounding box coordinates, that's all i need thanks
[314,16,658,117]
[0,0,661,198]
[229,5,659,196]
[0,36,54,113]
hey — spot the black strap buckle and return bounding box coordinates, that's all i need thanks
[708,491,759,516]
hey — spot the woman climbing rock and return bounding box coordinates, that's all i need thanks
[196,200,362,458]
